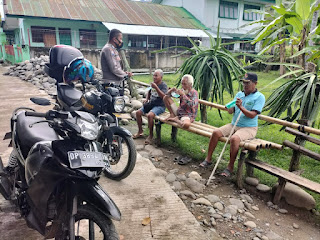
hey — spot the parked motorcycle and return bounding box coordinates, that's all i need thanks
[44,45,136,181]
[0,105,121,239]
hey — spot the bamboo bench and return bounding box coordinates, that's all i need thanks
[243,127,320,204]
[131,79,320,204]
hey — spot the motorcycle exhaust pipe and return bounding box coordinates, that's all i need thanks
[0,157,12,200]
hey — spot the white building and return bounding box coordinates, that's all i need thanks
[154,0,275,52]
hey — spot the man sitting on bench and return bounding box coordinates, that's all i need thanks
[200,73,265,177]
[133,69,168,145]
[163,74,199,129]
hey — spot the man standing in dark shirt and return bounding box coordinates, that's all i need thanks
[100,29,132,85]
[133,69,168,145]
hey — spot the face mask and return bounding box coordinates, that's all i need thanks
[116,38,123,49]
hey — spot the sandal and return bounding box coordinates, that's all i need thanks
[178,157,192,165]
[132,133,144,139]
[174,156,183,162]
[220,168,232,177]
[199,160,212,168]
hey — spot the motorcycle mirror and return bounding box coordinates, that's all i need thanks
[30,97,51,106]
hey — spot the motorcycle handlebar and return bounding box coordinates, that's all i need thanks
[25,111,46,118]
[25,110,69,120]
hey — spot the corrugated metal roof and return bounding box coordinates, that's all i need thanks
[5,0,206,30]
[103,22,209,37]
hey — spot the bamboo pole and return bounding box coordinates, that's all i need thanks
[119,49,138,98]
[285,127,320,146]
[258,115,320,135]
[283,140,320,161]
[131,79,149,87]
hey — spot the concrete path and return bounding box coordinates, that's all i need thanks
[0,66,220,240]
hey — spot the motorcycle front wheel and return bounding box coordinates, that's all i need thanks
[68,204,119,240]
[103,132,136,181]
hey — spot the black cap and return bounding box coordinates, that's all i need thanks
[242,72,258,83]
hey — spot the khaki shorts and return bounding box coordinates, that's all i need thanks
[218,123,258,141]
[170,103,190,122]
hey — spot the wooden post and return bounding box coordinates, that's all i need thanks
[237,150,248,189]
[246,151,256,177]
[273,178,286,204]
[289,119,309,171]
[171,126,178,142]
[155,120,162,146]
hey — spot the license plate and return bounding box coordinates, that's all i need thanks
[68,151,110,169]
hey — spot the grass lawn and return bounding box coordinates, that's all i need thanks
[132,71,320,210]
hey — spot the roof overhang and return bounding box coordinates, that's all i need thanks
[103,22,209,38]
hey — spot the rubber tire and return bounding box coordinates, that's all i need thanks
[56,204,119,240]
[103,133,136,181]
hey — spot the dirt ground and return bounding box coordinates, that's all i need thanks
[127,122,320,240]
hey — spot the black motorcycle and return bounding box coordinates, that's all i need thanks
[0,105,121,239]
[44,45,136,181]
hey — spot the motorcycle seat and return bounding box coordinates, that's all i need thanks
[16,112,59,158]
[57,83,83,106]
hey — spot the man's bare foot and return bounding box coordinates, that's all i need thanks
[165,116,178,122]
[164,114,176,121]
[132,132,144,139]
[145,136,153,145]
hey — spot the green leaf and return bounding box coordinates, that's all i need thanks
[296,0,311,21]
[252,16,283,43]
[272,5,288,15]
[285,16,303,34]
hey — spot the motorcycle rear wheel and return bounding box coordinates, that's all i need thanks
[56,204,119,240]
[103,133,136,181]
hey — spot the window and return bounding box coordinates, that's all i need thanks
[177,37,199,48]
[219,1,238,19]
[59,28,72,45]
[128,35,147,48]
[79,29,96,48]
[147,36,162,49]
[4,31,15,45]
[221,39,234,51]
[243,4,261,21]
[240,41,256,52]
[31,26,56,47]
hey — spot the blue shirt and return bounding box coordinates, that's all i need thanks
[231,90,265,127]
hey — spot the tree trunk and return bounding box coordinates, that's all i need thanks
[279,40,286,75]
[298,27,308,69]
[289,119,310,171]
[200,104,207,123]
[119,49,138,98]
[290,44,294,71]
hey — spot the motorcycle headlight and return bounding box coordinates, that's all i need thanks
[114,97,125,113]
[77,118,99,140]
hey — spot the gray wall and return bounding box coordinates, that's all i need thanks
[29,47,191,72]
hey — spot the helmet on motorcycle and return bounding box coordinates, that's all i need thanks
[63,58,94,84]
[80,91,102,115]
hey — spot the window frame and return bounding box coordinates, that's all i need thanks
[240,40,256,52]
[127,35,147,49]
[79,29,97,48]
[221,39,235,51]
[243,4,261,21]
[31,26,55,43]
[219,0,239,19]
[59,28,72,46]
